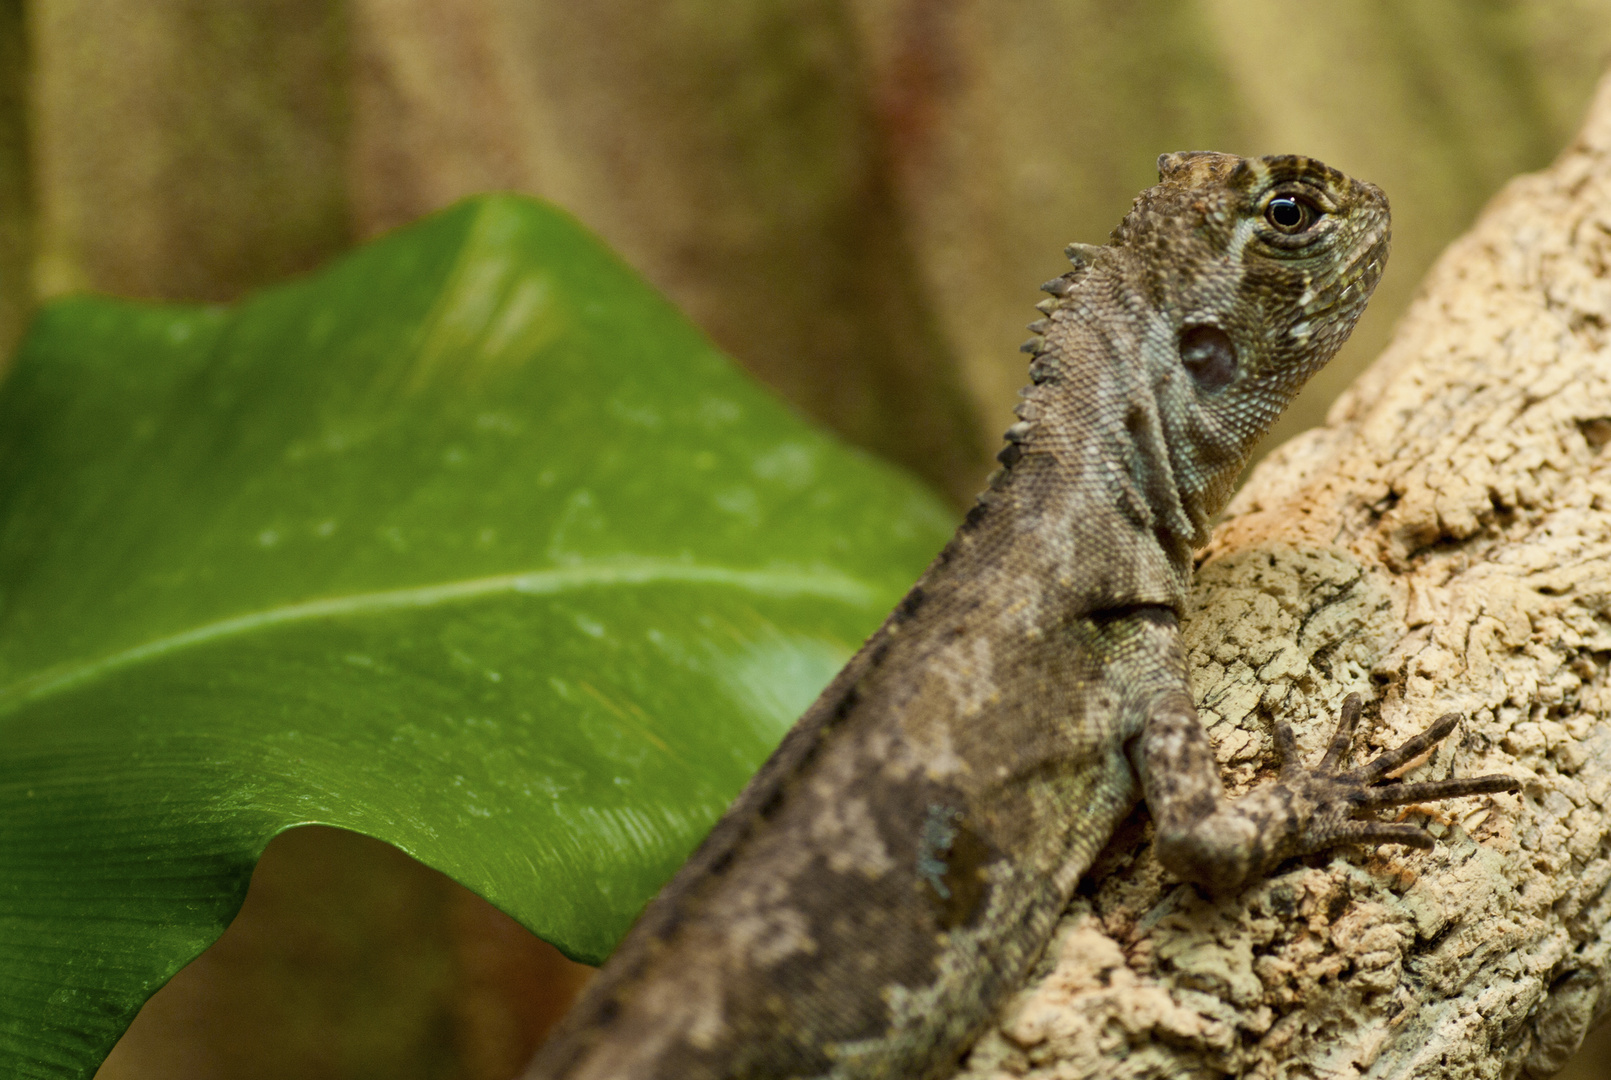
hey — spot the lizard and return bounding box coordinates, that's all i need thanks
[522,151,1522,1080]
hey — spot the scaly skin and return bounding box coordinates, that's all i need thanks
[523,152,1520,1080]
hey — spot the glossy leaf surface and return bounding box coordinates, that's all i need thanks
[0,196,954,1078]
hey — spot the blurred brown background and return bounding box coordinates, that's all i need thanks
[3,1,1610,1077]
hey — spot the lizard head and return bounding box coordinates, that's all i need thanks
[1001,152,1387,597]
[1101,151,1391,542]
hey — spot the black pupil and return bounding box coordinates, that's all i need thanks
[1179,325,1237,393]
[1268,197,1305,229]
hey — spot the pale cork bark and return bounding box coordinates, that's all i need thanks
[957,71,1611,1080]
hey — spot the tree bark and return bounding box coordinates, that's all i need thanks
[957,70,1611,1080]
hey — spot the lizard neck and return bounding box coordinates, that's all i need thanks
[932,407,1196,621]
[942,310,1216,617]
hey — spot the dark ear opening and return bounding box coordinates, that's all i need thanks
[1179,325,1238,394]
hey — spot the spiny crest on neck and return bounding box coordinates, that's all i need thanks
[981,151,1390,549]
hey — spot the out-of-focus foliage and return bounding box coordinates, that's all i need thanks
[0,0,24,356]
[0,194,952,1078]
[13,1,1611,499]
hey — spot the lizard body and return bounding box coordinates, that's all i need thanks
[524,152,1519,1080]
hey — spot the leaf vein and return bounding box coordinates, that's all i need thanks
[0,560,880,715]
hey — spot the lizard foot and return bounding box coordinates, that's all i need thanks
[1152,692,1522,893]
[1276,692,1521,854]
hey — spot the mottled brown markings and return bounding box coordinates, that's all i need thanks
[1153,523,1189,571]
[1123,401,1148,438]
[866,637,892,670]
[1114,605,1174,631]
[757,787,786,820]
[524,155,1520,1080]
[916,804,998,930]
[892,585,928,625]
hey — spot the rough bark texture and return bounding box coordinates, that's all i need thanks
[955,70,1611,1080]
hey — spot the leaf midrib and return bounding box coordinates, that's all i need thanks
[0,559,881,716]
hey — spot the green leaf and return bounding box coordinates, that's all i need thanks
[0,196,954,1079]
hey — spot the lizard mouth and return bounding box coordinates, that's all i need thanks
[1319,214,1391,323]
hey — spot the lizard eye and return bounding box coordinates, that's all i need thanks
[1265,195,1317,233]
[1180,325,1237,393]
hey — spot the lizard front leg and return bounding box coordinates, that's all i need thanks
[1132,691,1522,895]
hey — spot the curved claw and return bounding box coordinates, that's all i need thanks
[1157,696,1518,893]
[1273,720,1300,766]
[1349,711,1462,784]
[1355,772,1521,811]
[1317,692,1363,772]
[1327,819,1437,851]
[1292,701,1517,861]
